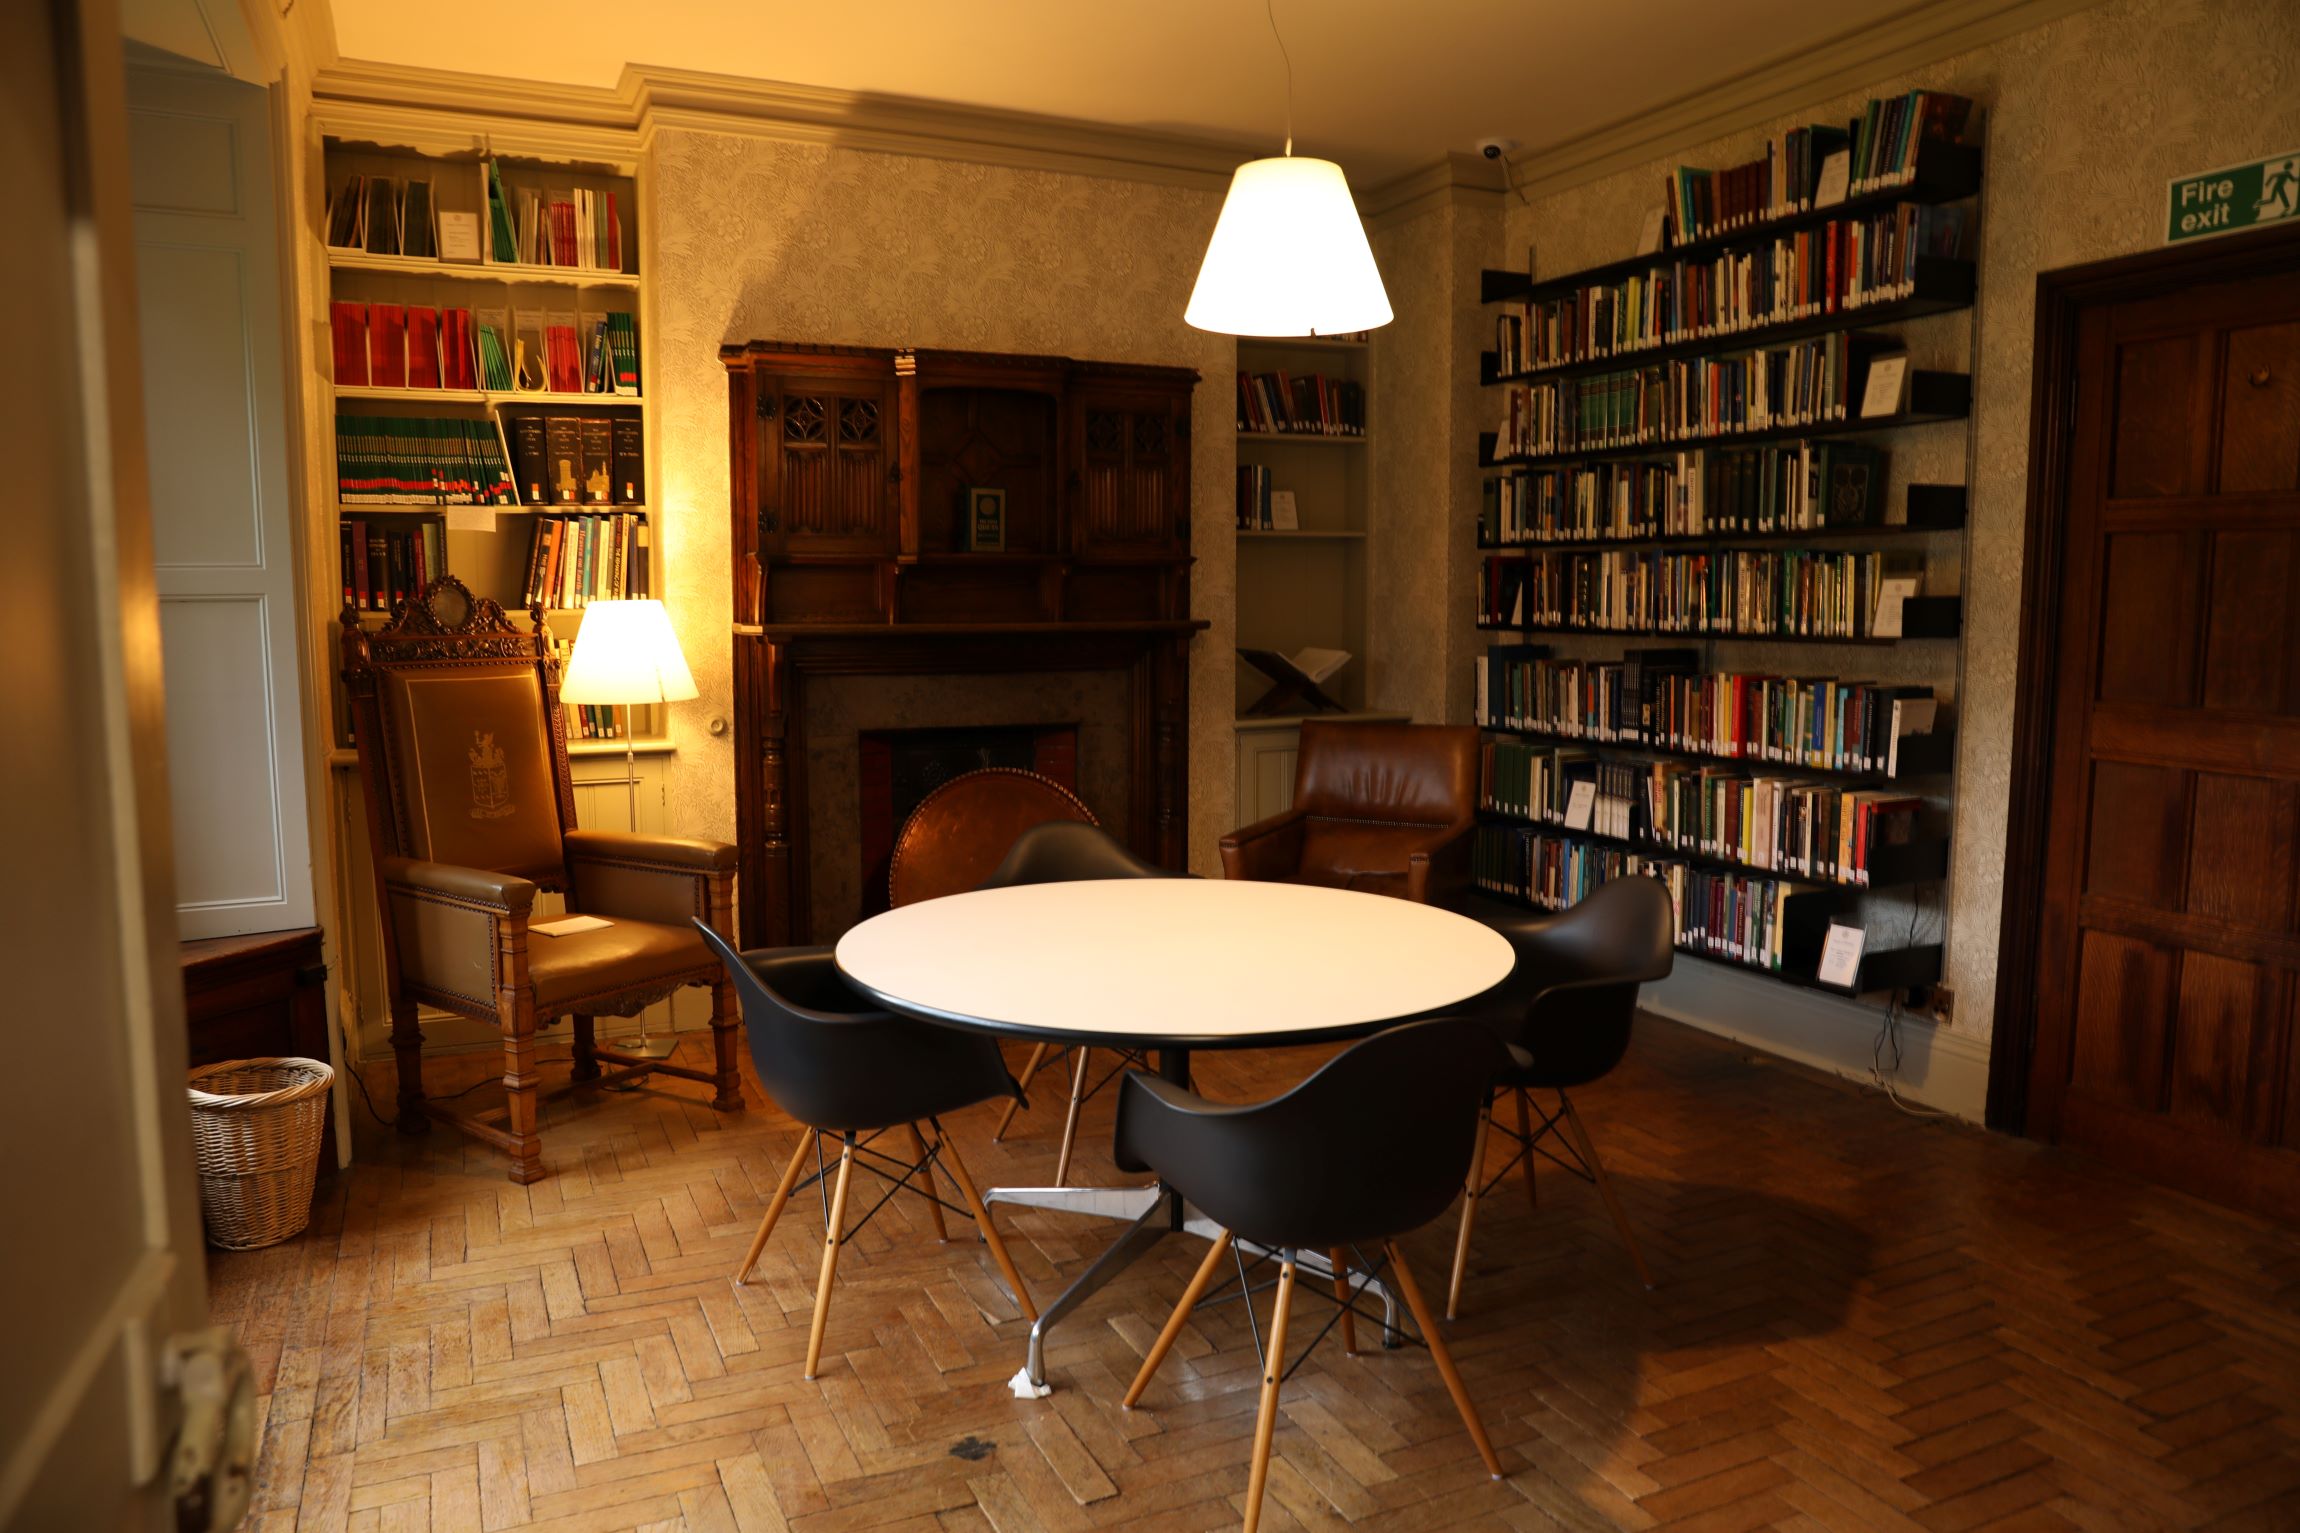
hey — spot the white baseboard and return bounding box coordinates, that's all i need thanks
[1641,963,1992,1122]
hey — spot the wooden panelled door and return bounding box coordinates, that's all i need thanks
[2021,235,2300,1218]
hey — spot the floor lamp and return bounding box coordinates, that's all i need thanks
[560,599,698,1061]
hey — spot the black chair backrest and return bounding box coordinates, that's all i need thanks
[978,820,1171,888]
[1113,1018,1509,1251]
[693,921,1017,1132]
[1467,876,1675,1085]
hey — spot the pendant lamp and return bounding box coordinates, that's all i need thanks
[1186,4,1392,337]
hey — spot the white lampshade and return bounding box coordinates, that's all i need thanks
[1186,155,1393,338]
[559,599,698,706]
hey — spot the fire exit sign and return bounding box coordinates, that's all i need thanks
[2166,150,2300,243]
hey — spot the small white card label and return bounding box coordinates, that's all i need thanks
[1860,355,1909,418]
[1564,779,1597,831]
[437,210,482,263]
[445,506,498,533]
[1871,576,1921,637]
[1815,150,1851,208]
[1818,923,1867,989]
[1269,490,1299,530]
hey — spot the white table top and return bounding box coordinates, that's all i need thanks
[835,879,1515,1048]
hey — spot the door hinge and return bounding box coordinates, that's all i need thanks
[165,1327,256,1533]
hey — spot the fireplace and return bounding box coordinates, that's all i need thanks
[856,723,1080,920]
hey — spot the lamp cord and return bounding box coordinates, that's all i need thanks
[1265,0,1294,155]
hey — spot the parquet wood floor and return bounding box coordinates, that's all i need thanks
[211,1017,2300,1532]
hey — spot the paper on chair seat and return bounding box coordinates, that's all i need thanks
[532,914,613,938]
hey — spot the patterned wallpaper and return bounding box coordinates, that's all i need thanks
[643,131,1239,894]
[1500,0,2300,1044]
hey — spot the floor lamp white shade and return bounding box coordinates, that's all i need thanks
[1186,155,1393,337]
[559,599,698,710]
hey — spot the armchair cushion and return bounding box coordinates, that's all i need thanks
[528,918,716,1014]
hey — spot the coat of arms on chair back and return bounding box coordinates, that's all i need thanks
[340,575,579,887]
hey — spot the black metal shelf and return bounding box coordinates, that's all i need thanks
[1480,140,1983,306]
[1472,808,1950,890]
[1480,372,1972,471]
[1483,260,1974,387]
[1475,722,1957,783]
[1478,485,1965,554]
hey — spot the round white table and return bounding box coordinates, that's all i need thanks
[835,878,1515,1389]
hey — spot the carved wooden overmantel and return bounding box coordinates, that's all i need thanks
[721,342,1205,946]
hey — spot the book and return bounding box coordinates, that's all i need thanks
[475,308,514,390]
[545,417,581,503]
[330,302,368,386]
[579,417,614,503]
[362,176,400,256]
[510,415,549,504]
[404,307,441,389]
[401,179,435,259]
[610,417,644,504]
[484,160,517,264]
[367,304,407,388]
[545,309,581,393]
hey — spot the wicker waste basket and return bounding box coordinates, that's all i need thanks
[187,1057,335,1250]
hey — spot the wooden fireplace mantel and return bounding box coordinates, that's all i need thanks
[723,342,1203,946]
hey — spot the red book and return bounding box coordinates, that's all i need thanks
[606,192,621,271]
[438,309,474,390]
[368,303,407,388]
[330,302,368,385]
[405,307,441,388]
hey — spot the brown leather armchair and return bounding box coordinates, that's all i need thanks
[1220,720,1479,904]
[341,577,743,1183]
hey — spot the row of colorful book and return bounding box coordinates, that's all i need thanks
[336,518,444,612]
[1494,336,1884,458]
[522,513,651,610]
[331,301,638,396]
[1480,442,1882,545]
[1478,547,1915,638]
[334,415,517,506]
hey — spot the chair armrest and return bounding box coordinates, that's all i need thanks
[1401,819,1476,904]
[565,830,736,928]
[379,857,537,1010]
[1111,1070,1254,1175]
[1219,808,1308,883]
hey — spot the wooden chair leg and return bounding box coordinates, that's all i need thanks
[1561,1093,1653,1290]
[1386,1240,1504,1480]
[907,1122,948,1242]
[1053,1046,1093,1186]
[707,978,746,1114]
[993,1042,1051,1141]
[1331,1247,1357,1356]
[1446,1098,1494,1320]
[1242,1255,1298,1533]
[804,1134,857,1380]
[929,1120,1038,1322]
[1122,1229,1234,1408]
[569,1013,601,1082]
[388,996,428,1133]
[1515,1087,1539,1211]
[502,1002,545,1185]
[735,1131,815,1285]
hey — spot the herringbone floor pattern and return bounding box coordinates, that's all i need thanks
[213,1019,2300,1532]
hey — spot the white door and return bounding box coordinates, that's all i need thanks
[1,2,235,1528]
[129,61,315,940]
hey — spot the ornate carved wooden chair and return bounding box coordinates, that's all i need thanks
[340,577,744,1183]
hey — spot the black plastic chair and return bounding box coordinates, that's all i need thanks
[1114,1019,1511,1529]
[978,822,1174,1184]
[693,921,1037,1380]
[1446,876,1674,1317]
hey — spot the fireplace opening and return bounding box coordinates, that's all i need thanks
[856,723,1081,918]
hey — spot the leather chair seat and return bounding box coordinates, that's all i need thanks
[527,917,712,1012]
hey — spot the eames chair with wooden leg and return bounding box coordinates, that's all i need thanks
[1446,876,1674,1318]
[972,821,1174,1183]
[1114,1018,1511,1530]
[693,922,1037,1379]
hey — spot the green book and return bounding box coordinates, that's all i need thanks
[485,160,517,265]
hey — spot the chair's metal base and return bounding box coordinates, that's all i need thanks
[987,1181,1403,1391]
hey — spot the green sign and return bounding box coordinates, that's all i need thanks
[2166,150,2300,243]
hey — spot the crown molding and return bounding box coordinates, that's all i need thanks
[1508,0,2108,202]
[1362,151,1507,228]
[309,58,1256,191]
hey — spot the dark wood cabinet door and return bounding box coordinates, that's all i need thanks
[755,375,899,560]
[2030,264,2300,1216]
[1071,385,1190,557]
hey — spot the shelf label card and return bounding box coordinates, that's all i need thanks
[445,506,497,533]
[2166,150,2300,244]
[438,211,482,263]
[1871,576,1921,637]
[1818,923,1867,990]
[1564,779,1597,831]
[1860,355,1909,418]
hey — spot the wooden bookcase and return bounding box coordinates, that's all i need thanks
[317,135,661,750]
[1466,120,1982,1000]
[1234,335,1373,715]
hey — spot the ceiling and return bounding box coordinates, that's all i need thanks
[325,0,1928,184]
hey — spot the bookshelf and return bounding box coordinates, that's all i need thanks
[319,135,660,748]
[1234,335,1373,715]
[1466,99,1981,1001]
